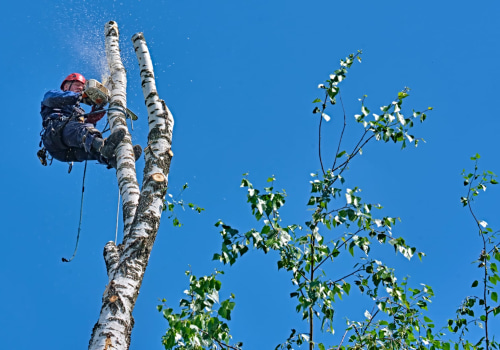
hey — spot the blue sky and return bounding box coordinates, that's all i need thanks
[2,0,500,349]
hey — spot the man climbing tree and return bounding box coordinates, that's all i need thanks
[39,72,142,168]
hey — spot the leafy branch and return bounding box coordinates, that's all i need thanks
[448,155,500,350]
[158,270,242,350]
[163,183,205,227]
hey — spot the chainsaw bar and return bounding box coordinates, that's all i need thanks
[85,79,139,121]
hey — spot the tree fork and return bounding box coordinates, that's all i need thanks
[88,22,174,350]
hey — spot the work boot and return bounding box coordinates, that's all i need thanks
[133,144,142,160]
[106,144,143,169]
[87,136,105,159]
[91,137,104,153]
[101,129,126,159]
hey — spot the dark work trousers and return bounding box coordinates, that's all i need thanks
[43,119,104,163]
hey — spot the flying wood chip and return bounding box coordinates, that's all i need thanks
[109,295,118,303]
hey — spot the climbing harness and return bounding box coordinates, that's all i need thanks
[37,145,50,166]
[38,113,80,169]
[37,105,135,167]
[62,160,88,263]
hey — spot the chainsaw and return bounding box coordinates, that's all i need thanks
[83,79,138,121]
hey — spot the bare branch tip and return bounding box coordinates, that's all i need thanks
[132,32,144,42]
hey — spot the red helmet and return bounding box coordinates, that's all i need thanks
[61,73,86,90]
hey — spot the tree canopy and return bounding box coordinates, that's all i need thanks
[157,54,500,350]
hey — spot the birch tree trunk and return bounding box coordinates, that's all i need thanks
[103,21,140,237]
[88,21,174,350]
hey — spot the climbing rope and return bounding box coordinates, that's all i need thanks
[107,106,134,130]
[115,190,121,244]
[60,106,132,262]
[84,106,134,130]
[62,160,88,263]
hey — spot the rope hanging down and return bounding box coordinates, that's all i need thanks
[61,106,132,262]
[62,160,88,263]
[115,191,120,244]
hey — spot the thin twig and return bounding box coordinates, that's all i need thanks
[352,324,364,348]
[335,329,350,350]
[466,163,490,350]
[332,91,347,171]
[294,267,311,283]
[329,267,365,285]
[333,131,373,174]
[361,308,380,335]
[487,243,500,255]
[334,113,404,177]
[314,230,362,272]
[200,330,241,350]
[318,92,329,175]
[309,231,316,350]
[487,305,500,315]
[325,205,350,216]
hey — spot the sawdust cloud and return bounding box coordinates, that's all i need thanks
[54,0,138,83]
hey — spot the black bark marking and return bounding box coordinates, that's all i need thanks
[132,32,144,42]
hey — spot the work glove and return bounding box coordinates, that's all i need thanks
[87,105,106,124]
[81,91,93,106]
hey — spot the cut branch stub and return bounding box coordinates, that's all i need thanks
[151,173,165,182]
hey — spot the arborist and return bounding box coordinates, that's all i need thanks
[39,73,141,168]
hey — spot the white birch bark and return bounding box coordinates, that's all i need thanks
[103,21,141,238]
[88,23,174,350]
[131,31,174,187]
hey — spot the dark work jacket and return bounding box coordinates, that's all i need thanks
[40,90,85,126]
[40,90,93,162]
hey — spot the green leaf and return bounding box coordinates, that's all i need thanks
[491,263,498,273]
[312,98,322,103]
[344,282,351,295]
[172,217,182,227]
[471,280,479,288]
[492,292,498,303]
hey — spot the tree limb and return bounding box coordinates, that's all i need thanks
[103,21,140,238]
[88,23,174,350]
